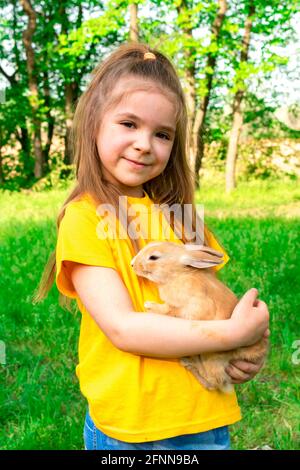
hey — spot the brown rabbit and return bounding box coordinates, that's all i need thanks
[131,241,268,393]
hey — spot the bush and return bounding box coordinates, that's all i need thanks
[30,163,75,192]
[201,138,300,181]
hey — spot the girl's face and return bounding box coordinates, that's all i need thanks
[96,77,177,197]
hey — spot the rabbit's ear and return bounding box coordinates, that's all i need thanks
[185,244,223,258]
[180,255,224,269]
[180,245,224,269]
[180,255,223,269]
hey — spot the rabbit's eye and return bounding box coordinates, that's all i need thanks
[149,255,159,261]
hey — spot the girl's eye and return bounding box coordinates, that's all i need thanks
[121,121,135,128]
[120,122,170,140]
[157,132,170,141]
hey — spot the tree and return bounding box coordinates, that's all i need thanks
[0,0,298,187]
[129,0,139,41]
[0,0,35,182]
[0,0,127,184]
[144,0,228,187]
[225,0,254,193]
[53,0,127,164]
[225,0,297,192]
[190,0,227,185]
[20,0,44,178]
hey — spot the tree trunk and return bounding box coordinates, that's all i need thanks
[11,0,33,179]
[129,2,138,42]
[182,0,227,187]
[42,70,54,172]
[175,2,196,180]
[196,0,227,180]
[0,133,4,184]
[225,1,255,193]
[40,11,55,174]
[59,1,81,165]
[20,0,44,178]
[15,126,34,177]
[64,83,74,164]
[185,57,196,179]
[225,90,244,192]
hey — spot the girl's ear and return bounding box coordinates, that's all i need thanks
[180,245,224,269]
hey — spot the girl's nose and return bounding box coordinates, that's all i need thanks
[133,132,151,152]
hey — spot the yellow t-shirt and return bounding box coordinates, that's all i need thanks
[56,191,241,442]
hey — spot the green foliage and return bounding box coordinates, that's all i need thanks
[243,93,300,139]
[0,0,299,186]
[201,138,300,181]
[56,7,126,71]
[30,163,75,192]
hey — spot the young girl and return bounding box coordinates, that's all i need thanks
[35,43,269,450]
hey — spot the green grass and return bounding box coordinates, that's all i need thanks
[0,179,299,449]
[197,178,300,450]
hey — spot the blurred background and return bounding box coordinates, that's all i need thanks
[0,0,299,450]
[0,0,299,190]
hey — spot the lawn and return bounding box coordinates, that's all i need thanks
[0,178,299,449]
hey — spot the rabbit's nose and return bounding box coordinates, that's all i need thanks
[130,256,136,267]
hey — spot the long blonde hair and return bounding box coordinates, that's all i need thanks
[33,42,208,308]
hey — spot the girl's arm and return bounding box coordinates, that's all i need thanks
[68,262,269,358]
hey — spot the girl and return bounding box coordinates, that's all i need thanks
[35,43,269,450]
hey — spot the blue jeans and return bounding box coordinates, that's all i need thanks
[84,410,230,450]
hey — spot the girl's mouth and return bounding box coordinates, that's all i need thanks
[123,157,149,168]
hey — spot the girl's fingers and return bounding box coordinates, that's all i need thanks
[229,360,261,374]
[225,364,250,382]
[225,358,265,383]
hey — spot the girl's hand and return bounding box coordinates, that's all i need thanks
[225,355,266,384]
[226,320,270,384]
[230,288,270,347]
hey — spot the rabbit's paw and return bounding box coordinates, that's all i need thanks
[144,301,158,312]
[144,301,170,314]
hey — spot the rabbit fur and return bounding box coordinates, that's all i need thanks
[131,241,268,393]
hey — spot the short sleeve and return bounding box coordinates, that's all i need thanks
[56,201,116,298]
[204,225,230,272]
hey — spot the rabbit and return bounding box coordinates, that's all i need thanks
[131,241,268,393]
